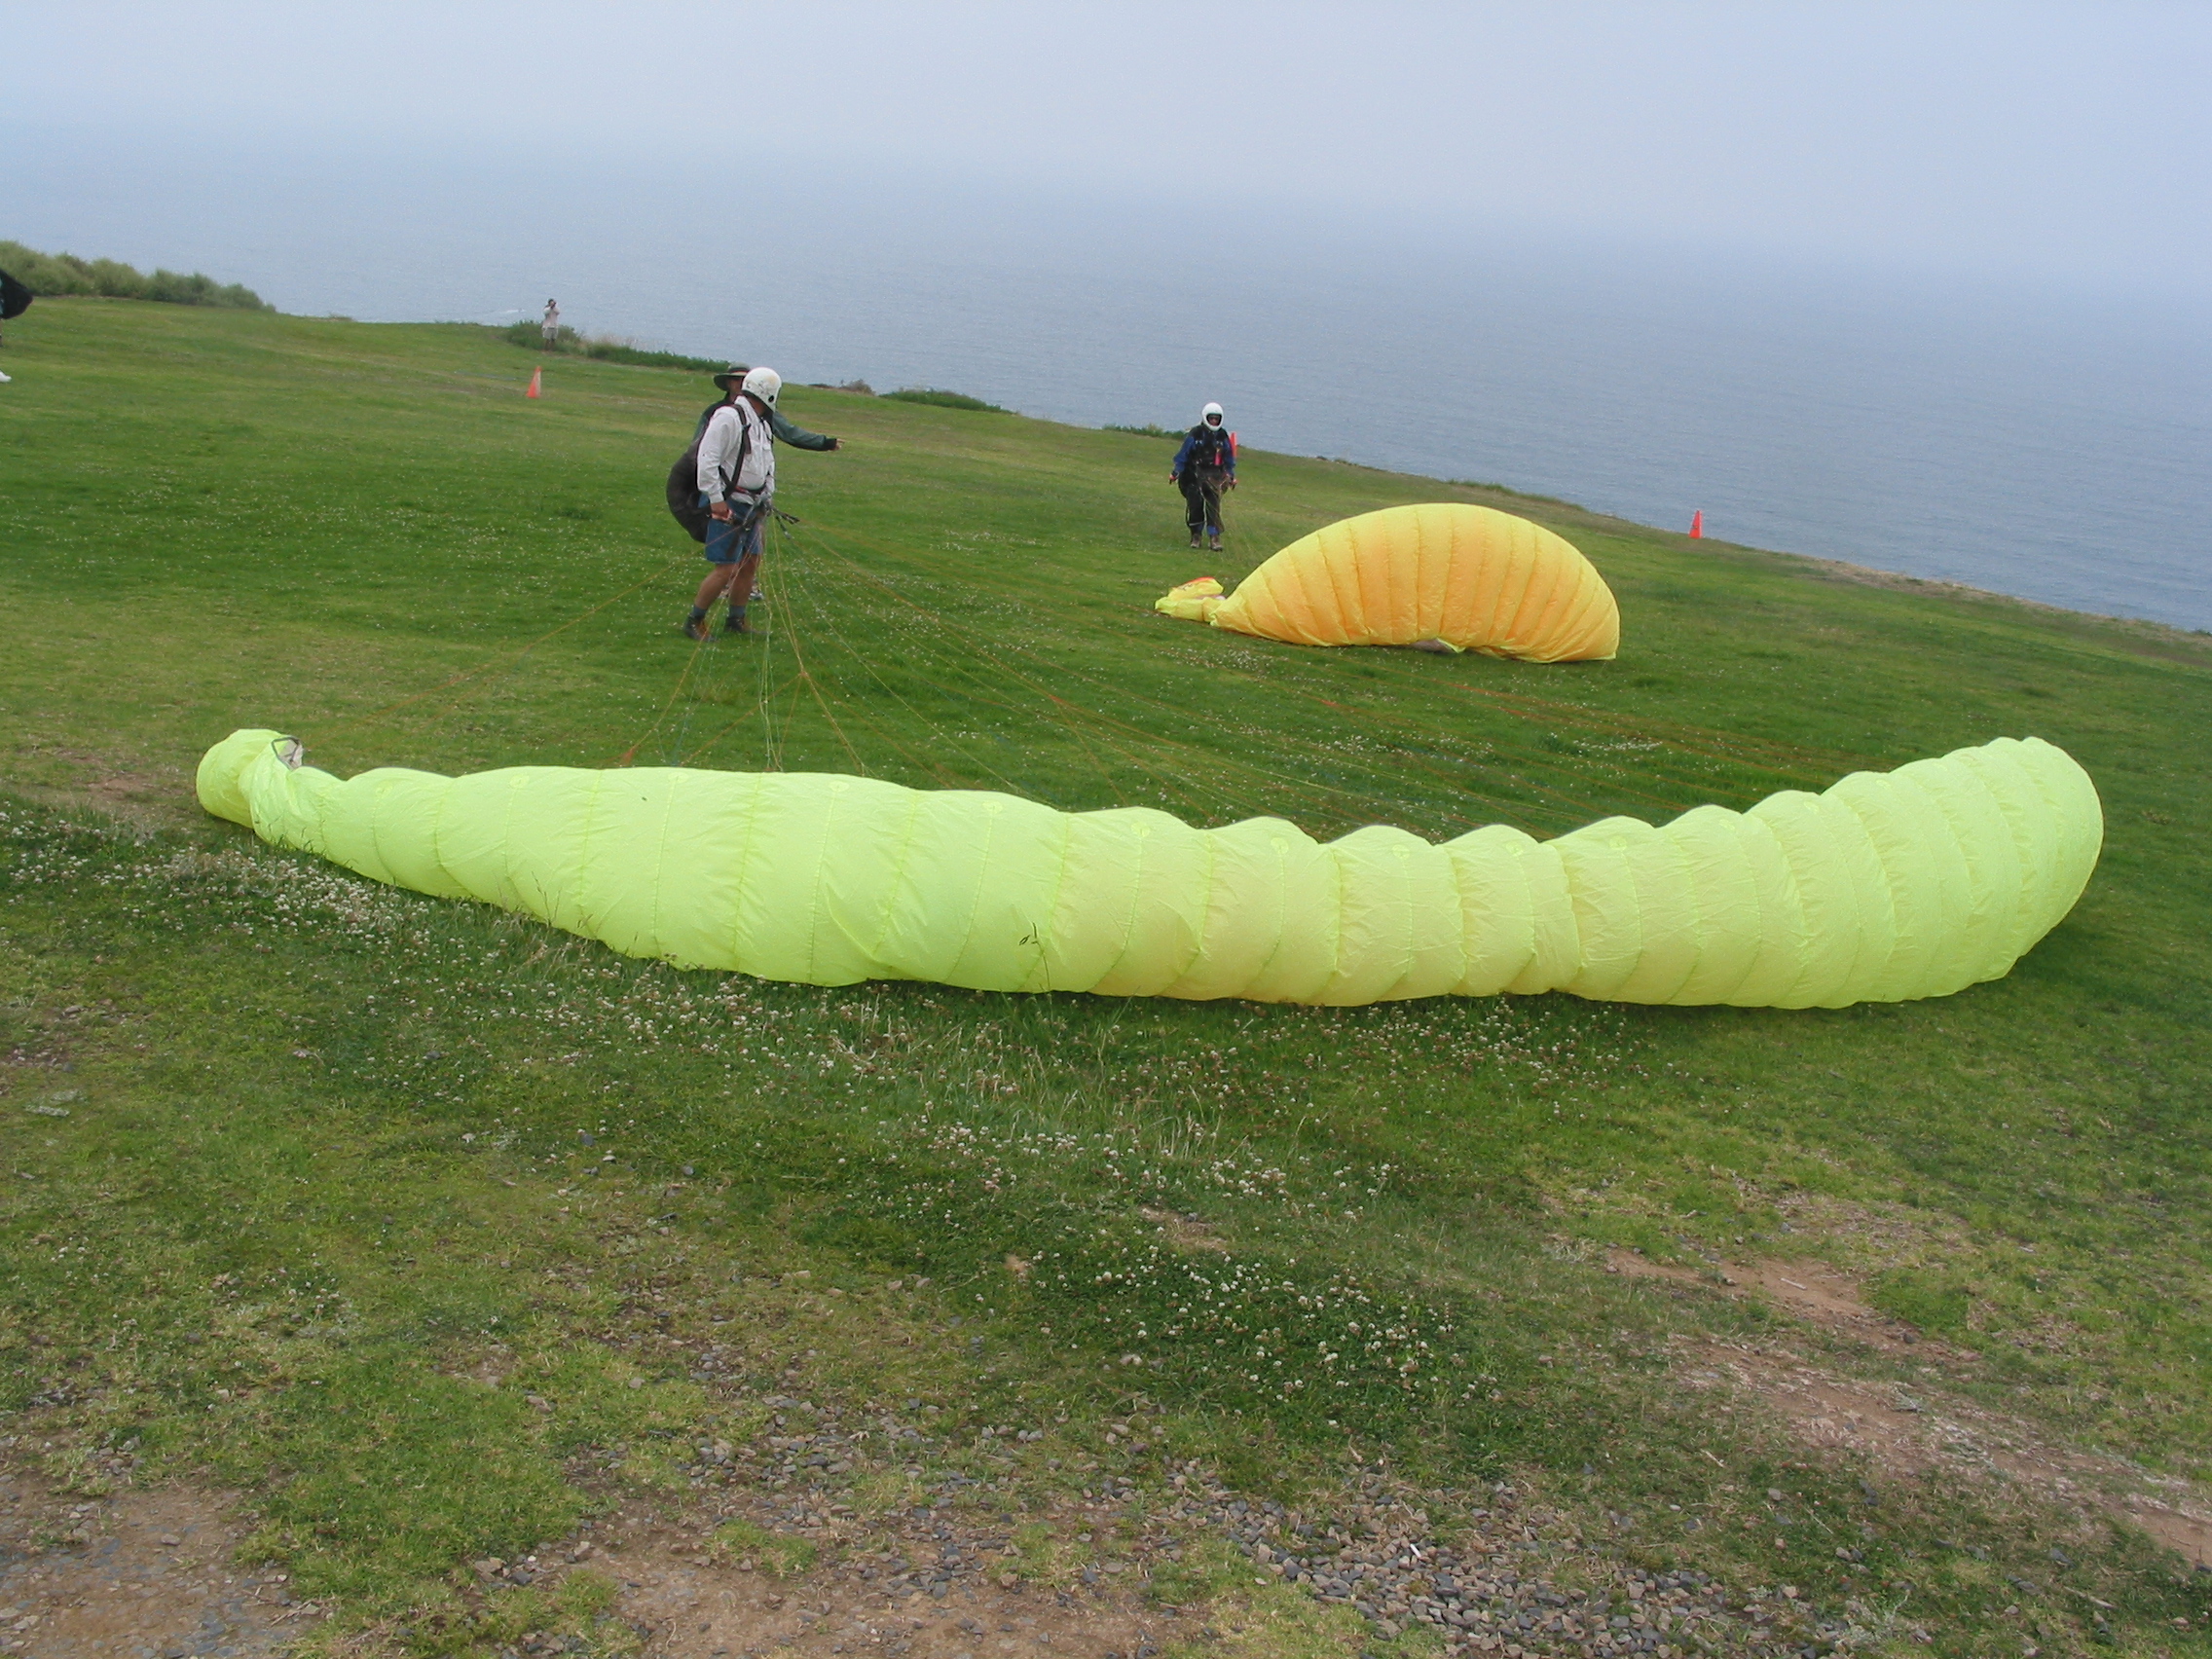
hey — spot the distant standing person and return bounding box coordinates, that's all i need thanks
[540,299,560,348]
[1170,402,1235,551]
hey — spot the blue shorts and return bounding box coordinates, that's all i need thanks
[702,494,766,564]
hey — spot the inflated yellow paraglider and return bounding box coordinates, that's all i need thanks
[199,729,2098,1009]
[1157,502,1619,661]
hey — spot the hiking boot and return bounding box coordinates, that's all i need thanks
[1188,533,1202,549]
[724,612,753,636]
[1208,535,1223,552]
[682,617,710,642]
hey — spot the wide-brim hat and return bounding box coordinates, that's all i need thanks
[712,364,752,390]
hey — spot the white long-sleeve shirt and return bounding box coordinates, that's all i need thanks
[696,400,775,504]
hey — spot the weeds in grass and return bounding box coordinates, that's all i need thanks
[712,1517,818,1577]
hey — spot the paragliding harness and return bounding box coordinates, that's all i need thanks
[0,268,32,324]
[1182,423,1233,474]
[665,399,756,544]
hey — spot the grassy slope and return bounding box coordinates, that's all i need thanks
[2,298,2209,1654]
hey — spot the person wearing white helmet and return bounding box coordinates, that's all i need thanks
[1169,401,1236,551]
[682,364,842,639]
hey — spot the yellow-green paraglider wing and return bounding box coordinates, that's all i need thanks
[198,730,2100,1009]
[1157,502,1620,660]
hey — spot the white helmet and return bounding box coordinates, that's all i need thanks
[742,366,783,407]
[1201,401,1225,424]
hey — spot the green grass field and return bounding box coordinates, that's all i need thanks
[3,297,2209,1657]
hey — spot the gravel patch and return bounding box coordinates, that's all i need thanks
[0,1461,310,1659]
[1178,1473,1909,1657]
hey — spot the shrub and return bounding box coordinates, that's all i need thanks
[1104,422,1181,439]
[882,387,1006,413]
[498,317,724,372]
[0,240,271,310]
[579,339,726,372]
[501,317,569,350]
[1445,476,1581,510]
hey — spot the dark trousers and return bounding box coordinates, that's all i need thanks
[1180,468,1228,535]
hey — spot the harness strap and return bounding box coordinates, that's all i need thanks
[718,408,757,500]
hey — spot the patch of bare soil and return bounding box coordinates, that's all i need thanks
[1679,1341,2212,1568]
[2,747,191,832]
[1607,1250,2212,1569]
[426,1490,1177,1659]
[0,1467,314,1659]
[589,1529,1161,1658]
[6,1446,1855,1659]
[444,1469,1806,1659]
[1605,1250,1951,1357]
[1137,1210,1226,1254]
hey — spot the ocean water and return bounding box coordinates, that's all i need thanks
[8,137,2209,630]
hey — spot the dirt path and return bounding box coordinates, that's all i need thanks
[0,1468,311,1658]
[5,1449,1822,1659]
[489,1496,1170,1659]
[1607,1248,2212,1568]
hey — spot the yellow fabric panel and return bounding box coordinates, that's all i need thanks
[1825,767,1967,1003]
[1038,809,1158,993]
[1548,818,1653,1002]
[1154,576,1224,623]
[1161,502,1620,661]
[1958,738,2077,966]
[1438,826,1540,996]
[1148,819,1298,1002]
[1311,827,1467,1005]
[1721,809,1817,1009]
[1654,805,1767,1006]
[1501,838,1584,997]
[1742,792,1863,1009]
[1082,812,1214,999]
[197,730,2101,1010]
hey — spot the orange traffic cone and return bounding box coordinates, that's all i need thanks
[527,367,542,399]
[1689,509,1703,538]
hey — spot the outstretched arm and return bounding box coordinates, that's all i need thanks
[770,409,842,452]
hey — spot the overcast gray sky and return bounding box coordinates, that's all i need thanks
[7,2,2209,298]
